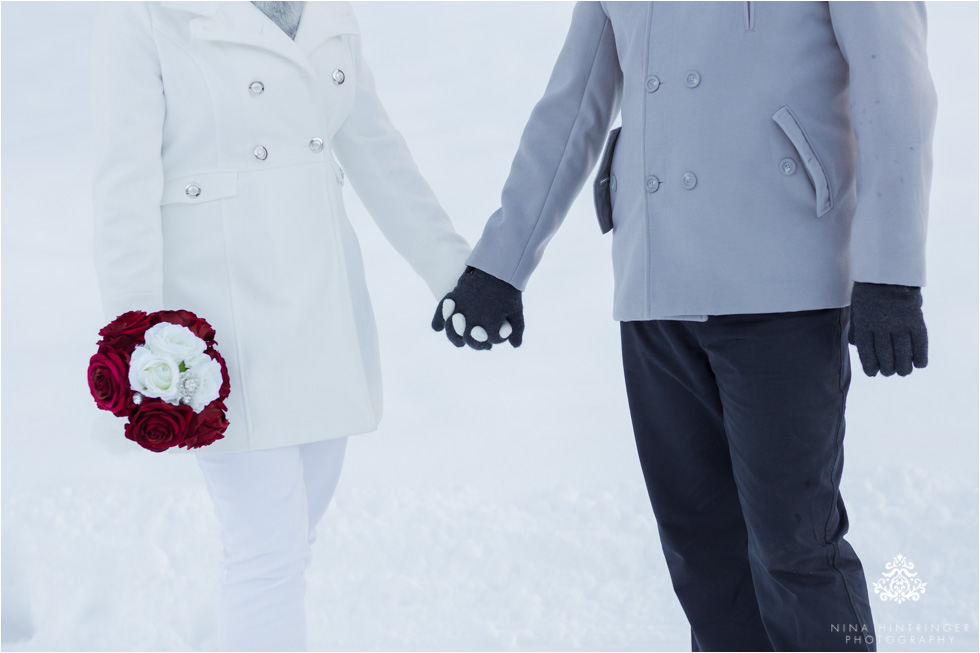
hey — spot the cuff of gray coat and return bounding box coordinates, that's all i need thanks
[465,249,528,293]
[102,291,164,322]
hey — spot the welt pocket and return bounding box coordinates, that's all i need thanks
[772,106,833,217]
[160,171,238,206]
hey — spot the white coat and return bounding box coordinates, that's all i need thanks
[89,1,471,453]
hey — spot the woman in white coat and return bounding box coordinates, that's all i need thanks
[89,2,470,650]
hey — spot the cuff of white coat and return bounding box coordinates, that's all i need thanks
[425,243,472,300]
[102,291,164,323]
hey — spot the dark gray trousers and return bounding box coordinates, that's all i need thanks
[621,308,875,652]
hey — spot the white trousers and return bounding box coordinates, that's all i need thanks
[196,437,348,652]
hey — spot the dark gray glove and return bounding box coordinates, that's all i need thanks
[848,282,928,377]
[432,267,524,350]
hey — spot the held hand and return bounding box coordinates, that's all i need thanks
[431,267,524,350]
[848,282,928,377]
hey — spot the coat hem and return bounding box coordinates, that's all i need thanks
[179,423,379,456]
[614,297,852,323]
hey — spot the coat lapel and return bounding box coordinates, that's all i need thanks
[163,1,312,76]
[161,2,360,78]
[295,1,359,58]
[160,1,219,18]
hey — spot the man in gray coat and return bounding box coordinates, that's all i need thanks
[434,2,935,651]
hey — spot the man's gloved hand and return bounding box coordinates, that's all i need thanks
[848,282,928,377]
[432,267,524,350]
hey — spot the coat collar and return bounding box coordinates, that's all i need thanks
[161,1,359,77]
[160,1,220,17]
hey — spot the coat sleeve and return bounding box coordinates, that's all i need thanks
[89,2,167,321]
[828,1,937,287]
[331,35,472,300]
[466,1,623,290]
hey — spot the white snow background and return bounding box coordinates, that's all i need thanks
[1,2,977,651]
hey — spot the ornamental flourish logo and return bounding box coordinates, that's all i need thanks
[872,554,927,604]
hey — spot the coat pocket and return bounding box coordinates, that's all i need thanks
[160,171,238,206]
[593,127,621,235]
[772,106,833,217]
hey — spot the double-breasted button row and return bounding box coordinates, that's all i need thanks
[644,173,699,193]
[249,69,347,95]
[250,139,326,161]
[249,70,346,94]
[646,71,702,92]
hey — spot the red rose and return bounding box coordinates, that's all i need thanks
[150,310,216,344]
[98,310,151,352]
[88,349,134,417]
[181,401,229,450]
[207,347,231,401]
[124,401,194,453]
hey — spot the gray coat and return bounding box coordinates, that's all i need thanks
[467,1,937,321]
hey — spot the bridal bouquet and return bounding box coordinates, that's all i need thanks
[87,310,230,452]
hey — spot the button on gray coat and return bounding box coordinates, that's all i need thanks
[467,1,937,321]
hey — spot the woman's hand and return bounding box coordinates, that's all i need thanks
[432,267,524,350]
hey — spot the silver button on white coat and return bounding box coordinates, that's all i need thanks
[645,176,660,193]
[332,69,346,85]
[780,158,797,175]
[254,145,268,161]
[682,172,698,189]
[685,71,701,88]
[309,138,324,153]
[645,76,661,92]
[185,183,201,198]
[249,81,264,95]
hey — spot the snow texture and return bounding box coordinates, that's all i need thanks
[2,2,978,651]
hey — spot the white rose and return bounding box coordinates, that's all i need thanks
[143,322,206,364]
[128,346,182,403]
[178,353,224,413]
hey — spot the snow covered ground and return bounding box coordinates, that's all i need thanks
[2,2,977,651]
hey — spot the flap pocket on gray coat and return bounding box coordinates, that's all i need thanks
[593,127,621,234]
[772,106,833,217]
[160,171,238,206]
